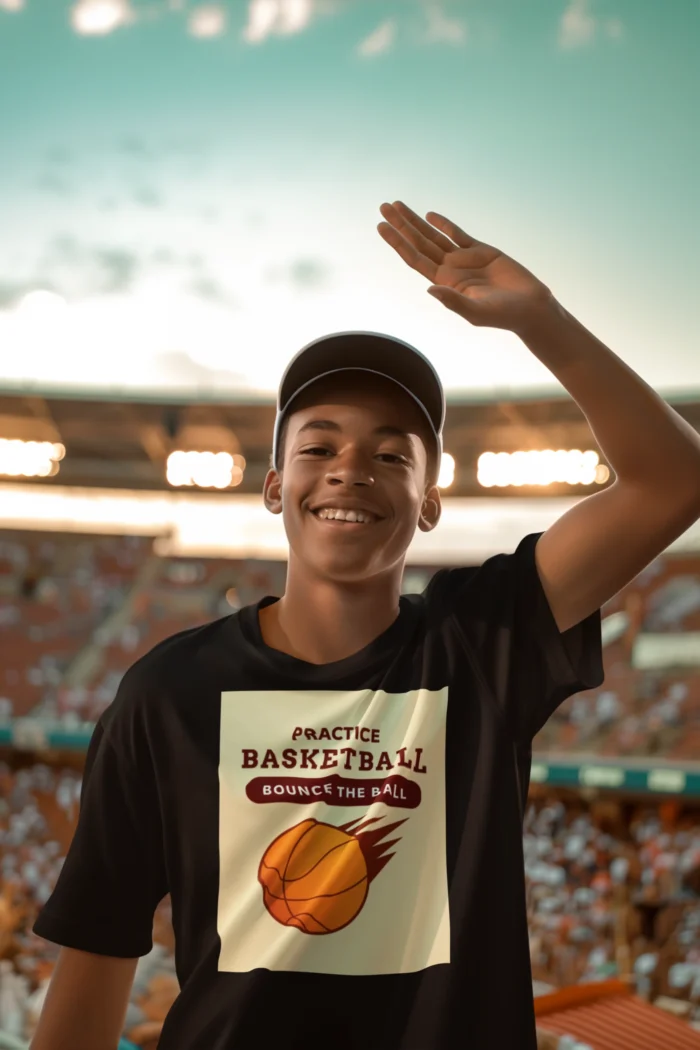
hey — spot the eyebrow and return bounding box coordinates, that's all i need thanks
[296,420,411,440]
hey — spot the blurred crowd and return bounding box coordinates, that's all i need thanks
[0,759,178,1048]
[526,798,700,1009]
[0,532,154,723]
[1,530,700,1045]
[2,531,699,761]
[537,672,700,761]
[0,531,285,726]
[0,758,700,1044]
[533,555,700,761]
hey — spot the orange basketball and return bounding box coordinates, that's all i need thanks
[258,818,369,934]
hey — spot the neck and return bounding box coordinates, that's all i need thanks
[258,559,403,665]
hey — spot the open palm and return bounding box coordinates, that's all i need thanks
[377,201,553,333]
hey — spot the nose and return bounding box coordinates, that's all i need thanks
[325,448,374,487]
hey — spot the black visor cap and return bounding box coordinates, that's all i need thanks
[272,331,445,470]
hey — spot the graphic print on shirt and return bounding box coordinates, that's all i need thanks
[258,814,406,935]
[217,688,449,975]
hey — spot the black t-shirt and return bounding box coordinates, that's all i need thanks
[33,533,603,1049]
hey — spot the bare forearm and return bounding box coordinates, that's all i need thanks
[518,299,700,493]
[29,947,137,1050]
[31,1006,123,1050]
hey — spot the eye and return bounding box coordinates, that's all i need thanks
[300,445,333,457]
[376,453,408,464]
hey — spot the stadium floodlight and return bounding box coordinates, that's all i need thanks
[166,450,246,490]
[477,449,610,489]
[0,439,65,479]
[437,452,455,489]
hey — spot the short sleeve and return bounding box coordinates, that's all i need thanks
[33,668,168,958]
[431,532,604,741]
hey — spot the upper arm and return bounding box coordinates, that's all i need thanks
[439,535,604,740]
[30,947,138,1050]
[535,479,700,633]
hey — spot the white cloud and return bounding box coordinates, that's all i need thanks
[277,0,313,34]
[242,0,277,42]
[0,0,25,13]
[357,18,397,58]
[558,0,624,50]
[558,0,595,49]
[242,0,314,44]
[188,4,227,38]
[17,289,68,313]
[422,4,467,45]
[70,0,134,36]
[604,17,624,39]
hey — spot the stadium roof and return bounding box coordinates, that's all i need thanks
[2,390,699,498]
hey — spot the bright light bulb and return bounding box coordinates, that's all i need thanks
[476,449,603,488]
[0,437,64,478]
[166,449,245,489]
[437,452,455,489]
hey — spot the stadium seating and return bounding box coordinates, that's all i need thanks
[2,532,699,756]
[1,761,699,1042]
[1,531,700,1041]
[0,532,153,720]
[533,553,700,759]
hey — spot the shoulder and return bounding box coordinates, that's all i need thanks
[120,615,232,688]
[421,534,542,622]
[99,615,233,736]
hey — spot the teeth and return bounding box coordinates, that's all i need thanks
[316,508,371,523]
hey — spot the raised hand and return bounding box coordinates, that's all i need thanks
[377,201,554,334]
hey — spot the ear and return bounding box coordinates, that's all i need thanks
[263,468,283,515]
[418,485,441,533]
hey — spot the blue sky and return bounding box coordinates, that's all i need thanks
[0,0,698,399]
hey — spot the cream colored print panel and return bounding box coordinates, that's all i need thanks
[217,688,450,976]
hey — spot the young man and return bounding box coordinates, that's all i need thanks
[31,202,700,1050]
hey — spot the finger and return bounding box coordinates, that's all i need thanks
[377,221,438,283]
[382,201,456,259]
[425,211,477,249]
[378,203,444,266]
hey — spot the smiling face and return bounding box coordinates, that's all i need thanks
[263,373,441,585]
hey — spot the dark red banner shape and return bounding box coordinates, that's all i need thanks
[246,774,421,809]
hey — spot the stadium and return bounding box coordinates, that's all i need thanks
[1,3,700,1049]
[2,386,700,1048]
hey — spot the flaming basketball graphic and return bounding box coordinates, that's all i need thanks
[258,815,406,935]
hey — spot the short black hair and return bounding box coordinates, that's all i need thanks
[271,413,439,486]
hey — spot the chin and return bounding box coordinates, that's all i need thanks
[285,520,416,585]
[305,545,410,586]
[310,553,381,583]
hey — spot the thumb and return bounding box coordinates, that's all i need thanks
[427,285,479,323]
